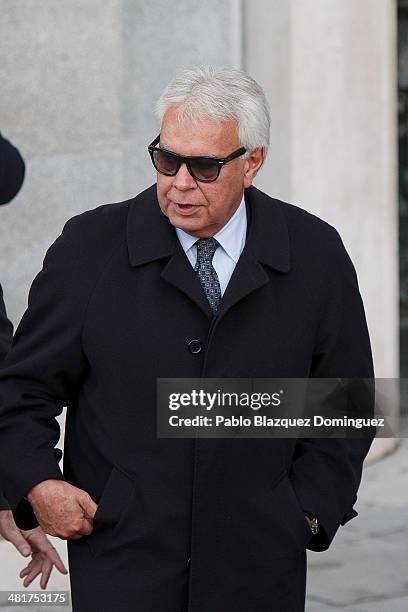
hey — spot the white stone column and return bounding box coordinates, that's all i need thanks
[244,0,399,460]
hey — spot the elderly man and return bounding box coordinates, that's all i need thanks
[0,66,374,611]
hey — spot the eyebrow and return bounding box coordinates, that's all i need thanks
[157,142,174,152]
[157,143,223,159]
[158,143,194,156]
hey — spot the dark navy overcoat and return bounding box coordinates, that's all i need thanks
[0,184,374,611]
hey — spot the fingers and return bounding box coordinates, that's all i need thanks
[7,530,32,558]
[44,544,68,574]
[79,515,94,537]
[19,565,30,579]
[0,511,32,557]
[19,528,68,583]
[29,514,89,540]
[55,514,94,540]
[77,493,98,538]
[81,494,98,522]
[20,558,42,588]
[20,554,56,590]
[39,559,53,590]
[27,532,68,573]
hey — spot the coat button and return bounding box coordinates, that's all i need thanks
[187,339,202,354]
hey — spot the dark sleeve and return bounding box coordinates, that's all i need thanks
[0,289,40,528]
[0,132,26,206]
[0,284,13,363]
[12,499,41,530]
[0,216,90,510]
[0,486,9,510]
[0,488,40,530]
[289,228,375,552]
[0,490,42,530]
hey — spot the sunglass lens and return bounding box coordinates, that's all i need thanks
[190,159,219,181]
[153,150,178,175]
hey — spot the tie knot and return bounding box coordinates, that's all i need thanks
[195,237,219,263]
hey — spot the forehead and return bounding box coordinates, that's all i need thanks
[159,105,240,156]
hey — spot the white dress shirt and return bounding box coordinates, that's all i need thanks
[175,195,247,296]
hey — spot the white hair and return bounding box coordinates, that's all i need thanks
[155,65,270,158]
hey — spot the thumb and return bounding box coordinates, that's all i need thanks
[8,530,32,558]
[81,495,98,523]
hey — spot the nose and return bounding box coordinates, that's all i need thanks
[173,162,197,191]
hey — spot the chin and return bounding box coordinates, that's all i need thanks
[171,216,201,232]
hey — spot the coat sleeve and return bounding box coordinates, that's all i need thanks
[288,228,375,552]
[0,487,41,530]
[0,215,91,511]
[0,288,12,509]
[0,289,40,528]
[0,486,9,510]
[0,284,13,363]
[2,496,41,530]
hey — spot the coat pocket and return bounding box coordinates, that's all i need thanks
[86,465,136,558]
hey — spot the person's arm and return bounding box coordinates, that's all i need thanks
[289,228,375,552]
[1,286,41,530]
[0,284,13,364]
[0,486,9,511]
[0,215,94,519]
[13,499,40,530]
[0,133,34,526]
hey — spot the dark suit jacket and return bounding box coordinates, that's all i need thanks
[0,184,375,612]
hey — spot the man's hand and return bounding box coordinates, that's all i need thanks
[0,509,32,556]
[27,480,98,540]
[19,527,68,589]
[0,510,68,589]
[304,514,313,529]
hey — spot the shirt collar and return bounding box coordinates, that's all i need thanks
[127,184,291,273]
[175,194,247,263]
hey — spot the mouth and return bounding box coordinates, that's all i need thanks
[172,202,201,215]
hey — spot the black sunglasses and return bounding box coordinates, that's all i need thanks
[148,134,246,183]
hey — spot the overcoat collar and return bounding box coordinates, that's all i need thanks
[127,184,290,271]
[126,184,291,319]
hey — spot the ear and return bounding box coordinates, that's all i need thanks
[243,148,265,188]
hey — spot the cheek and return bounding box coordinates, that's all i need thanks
[203,184,236,216]
[157,178,173,206]
[157,176,170,195]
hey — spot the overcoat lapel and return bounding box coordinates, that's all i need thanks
[215,185,292,319]
[126,183,291,321]
[126,185,212,319]
[160,246,213,319]
[215,248,270,321]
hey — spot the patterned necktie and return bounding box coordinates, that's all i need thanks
[194,237,221,315]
